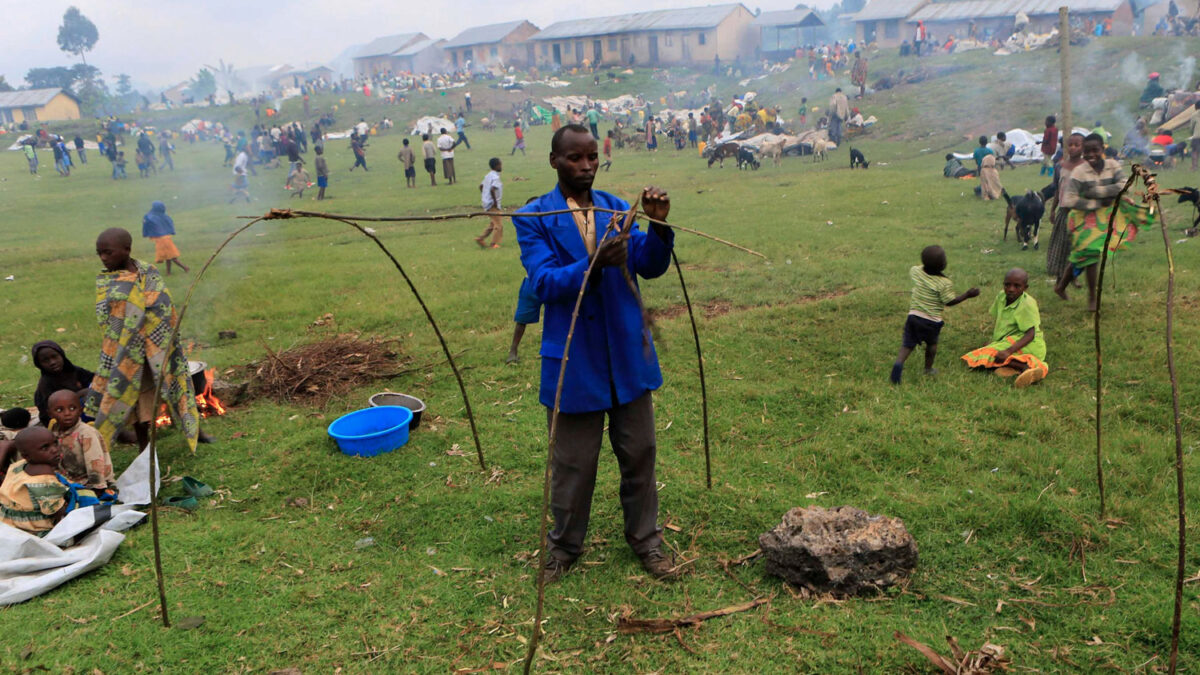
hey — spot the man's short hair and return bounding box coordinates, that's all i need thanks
[551,124,592,153]
[489,157,501,170]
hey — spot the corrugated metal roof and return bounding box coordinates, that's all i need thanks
[395,38,442,56]
[0,88,71,109]
[753,9,825,27]
[910,0,1125,22]
[533,4,748,40]
[355,33,425,58]
[442,20,533,48]
[852,0,930,21]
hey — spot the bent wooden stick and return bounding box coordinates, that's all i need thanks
[310,212,486,471]
[257,207,767,259]
[522,221,620,674]
[146,214,270,627]
[617,597,769,633]
[1091,172,1138,520]
[1137,167,1187,675]
[672,251,712,489]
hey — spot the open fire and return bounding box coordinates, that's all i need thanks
[155,368,227,428]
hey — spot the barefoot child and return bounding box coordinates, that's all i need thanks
[47,390,115,495]
[86,228,202,452]
[891,245,979,383]
[1052,133,1134,312]
[142,201,190,275]
[398,139,416,188]
[0,428,68,536]
[314,146,329,200]
[961,268,1049,388]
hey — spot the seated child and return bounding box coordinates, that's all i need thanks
[0,407,33,476]
[287,161,311,198]
[961,268,1048,388]
[891,245,979,383]
[989,131,1014,170]
[0,428,68,536]
[48,390,115,494]
[944,154,975,178]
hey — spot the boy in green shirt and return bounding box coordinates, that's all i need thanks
[961,268,1048,388]
[891,246,979,383]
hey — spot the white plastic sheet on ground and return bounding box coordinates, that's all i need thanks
[952,127,1089,164]
[410,116,456,136]
[0,447,159,605]
[6,135,100,151]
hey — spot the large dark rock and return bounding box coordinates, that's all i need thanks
[211,378,248,406]
[759,505,917,596]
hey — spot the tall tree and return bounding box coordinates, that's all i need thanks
[0,75,13,92]
[57,7,99,65]
[26,66,76,91]
[187,68,217,99]
[114,73,133,96]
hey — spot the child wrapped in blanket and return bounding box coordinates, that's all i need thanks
[0,428,68,536]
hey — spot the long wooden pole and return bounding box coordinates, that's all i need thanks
[522,203,636,674]
[1092,175,1138,520]
[1138,169,1189,675]
[1059,7,1072,136]
[672,252,712,489]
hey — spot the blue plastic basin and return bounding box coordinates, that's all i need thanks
[327,406,413,457]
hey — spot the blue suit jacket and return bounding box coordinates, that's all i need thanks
[513,186,674,413]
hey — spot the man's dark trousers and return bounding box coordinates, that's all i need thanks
[546,392,662,562]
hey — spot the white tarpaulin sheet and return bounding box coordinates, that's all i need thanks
[410,116,456,136]
[542,95,641,114]
[0,447,159,605]
[953,127,1090,164]
[6,135,100,151]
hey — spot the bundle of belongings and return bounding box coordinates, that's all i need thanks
[1155,91,1200,129]
[409,116,456,136]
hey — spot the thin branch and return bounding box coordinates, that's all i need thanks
[1133,166,1188,675]
[252,207,766,259]
[673,251,711,489]
[292,211,486,471]
[522,214,624,675]
[617,597,769,634]
[1091,172,1138,520]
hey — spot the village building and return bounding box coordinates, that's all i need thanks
[752,7,825,60]
[390,38,447,74]
[531,4,757,69]
[279,65,335,88]
[352,33,431,78]
[0,88,81,123]
[907,0,1136,38]
[442,20,541,71]
[850,0,930,47]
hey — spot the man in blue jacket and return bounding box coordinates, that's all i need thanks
[513,124,675,582]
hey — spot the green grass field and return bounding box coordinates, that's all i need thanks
[1,37,1199,673]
